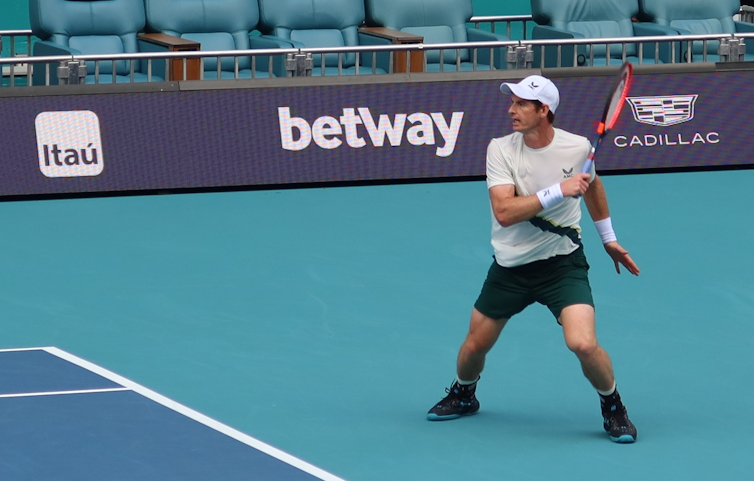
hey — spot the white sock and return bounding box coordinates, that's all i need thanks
[597,381,617,397]
[456,377,479,386]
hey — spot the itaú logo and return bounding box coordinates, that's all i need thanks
[35,111,104,178]
[614,94,720,148]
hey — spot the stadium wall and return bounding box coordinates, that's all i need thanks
[0,65,748,199]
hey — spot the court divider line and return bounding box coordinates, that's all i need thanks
[0,387,130,399]
[39,346,346,481]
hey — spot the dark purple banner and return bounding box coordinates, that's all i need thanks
[0,70,748,197]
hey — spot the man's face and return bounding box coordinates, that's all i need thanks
[507,94,548,133]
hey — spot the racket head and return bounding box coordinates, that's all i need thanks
[597,62,633,135]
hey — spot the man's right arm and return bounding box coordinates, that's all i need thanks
[489,174,591,228]
[489,184,543,228]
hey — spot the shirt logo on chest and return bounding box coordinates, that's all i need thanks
[562,167,574,179]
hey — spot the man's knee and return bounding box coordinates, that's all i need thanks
[463,310,507,356]
[565,335,599,358]
[462,335,494,357]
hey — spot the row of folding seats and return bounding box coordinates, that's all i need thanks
[530,0,754,67]
[28,0,510,85]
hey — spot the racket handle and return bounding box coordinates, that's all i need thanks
[581,136,601,174]
[575,154,595,198]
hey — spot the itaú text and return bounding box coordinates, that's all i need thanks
[614,132,720,148]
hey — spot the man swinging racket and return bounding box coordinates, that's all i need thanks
[427,74,640,443]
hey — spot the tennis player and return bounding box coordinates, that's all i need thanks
[427,75,640,443]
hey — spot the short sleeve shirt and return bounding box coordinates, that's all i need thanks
[486,128,593,267]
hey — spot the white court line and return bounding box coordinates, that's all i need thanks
[0,347,52,353]
[32,346,345,481]
[0,387,130,399]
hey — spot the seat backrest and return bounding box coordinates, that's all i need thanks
[532,0,640,57]
[145,0,260,71]
[258,0,364,67]
[29,0,146,75]
[640,0,738,34]
[364,0,474,63]
[640,0,739,55]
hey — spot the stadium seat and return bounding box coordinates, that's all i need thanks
[254,0,387,76]
[363,0,509,72]
[639,0,754,62]
[531,0,681,67]
[29,0,165,85]
[144,0,272,79]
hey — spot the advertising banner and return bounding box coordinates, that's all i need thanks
[0,70,747,197]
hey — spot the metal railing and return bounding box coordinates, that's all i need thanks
[468,14,534,40]
[2,29,752,88]
[740,6,754,23]
[527,33,741,67]
[1,29,32,83]
[0,29,32,56]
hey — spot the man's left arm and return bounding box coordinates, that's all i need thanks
[583,175,640,276]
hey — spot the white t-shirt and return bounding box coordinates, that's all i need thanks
[486,128,594,267]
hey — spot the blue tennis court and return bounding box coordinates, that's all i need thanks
[1,168,753,480]
[0,347,339,480]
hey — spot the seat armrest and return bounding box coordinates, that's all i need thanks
[31,41,82,86]
[249,35,302,77]
[466,28,509,69]
[358,27,423,44]
[466,29,509,42]
[359,27,423,73]
[632,23,679,36]
[532,25,582,40]
[33,40,80,57]
[250,35,301,49]
[139,33,199,51]
[532,26,584,68]
[668,26,693,35]
[632,22,684,64]
[138,33,200,81]
[735,21,754,33]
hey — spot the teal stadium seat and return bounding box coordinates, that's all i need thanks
[363,0,509,72]
[29,0,165,85]
[639,0,754,62]
[254,0,387,76]
[144,0,272,79]
[531,0,680,67]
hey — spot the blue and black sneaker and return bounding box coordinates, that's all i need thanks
[602,403,637,443]
[427,380,480,421]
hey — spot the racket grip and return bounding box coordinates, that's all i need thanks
[575,158,594,198]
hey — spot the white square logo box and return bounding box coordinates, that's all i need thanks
[35,111,104,178]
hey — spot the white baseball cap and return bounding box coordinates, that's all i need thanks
[499,75,560,113]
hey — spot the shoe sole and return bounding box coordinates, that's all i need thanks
[426,411,479,421]
[610,434,636,443]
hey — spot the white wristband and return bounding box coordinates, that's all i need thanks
[594,217,617,244]
[536,183,564,210]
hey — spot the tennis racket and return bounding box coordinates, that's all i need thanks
[580,61,633,175]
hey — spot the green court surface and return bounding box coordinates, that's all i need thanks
[1,169,753,480]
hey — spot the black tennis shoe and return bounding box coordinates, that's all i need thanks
[427,380,480,421]
[602,403,637,443]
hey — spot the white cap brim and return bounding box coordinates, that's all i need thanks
[499,82,537,101]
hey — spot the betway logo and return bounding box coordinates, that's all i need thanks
[278,107,464,157]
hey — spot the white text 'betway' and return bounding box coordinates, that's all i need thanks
[278,107,464,157]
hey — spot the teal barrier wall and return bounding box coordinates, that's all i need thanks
[0,0,29,29]
[0,0,532,29]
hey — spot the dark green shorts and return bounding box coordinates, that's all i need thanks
[474,247,594,321]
